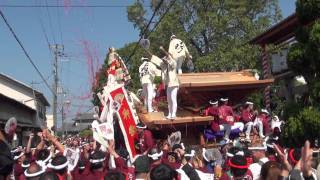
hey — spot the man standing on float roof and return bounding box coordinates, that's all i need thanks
[139,57,159,113]
[168,34,192,74]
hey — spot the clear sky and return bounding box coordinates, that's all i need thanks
[0,0,296,127]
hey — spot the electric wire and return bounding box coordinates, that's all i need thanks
[0,9,56,96]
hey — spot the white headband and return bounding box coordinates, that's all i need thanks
[184,150,196,157]
[89,158,106,164]
[202,148,209,162]
[209,100,218,105]
[14,152,24,160]
[248,146,267,151]
[47,160,69,170]
[220,98,228,102]
[137,124,147,129]
[24,167,46,177]
[245,101,254,105]
[22,162,30,168]
[79,166,85,169]
[148,151,163,160]
[226,151,245,157]
[261,109,269,114]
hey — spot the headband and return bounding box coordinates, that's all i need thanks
[136,124,147,129]
[220,98,228,102]
[245,102,254,105]
[79,166,85,170]
[47,160,69,170]
[89,158,106,164]
[24,167,46,177]
[209,100,218,105]
[226,151,244,158]
[202,148,209,162]
[148,151,163,160]
[228,159,248,169]
[184,150,195,157]
[22,162,30,168]
[14,152,24,160]
[40,151,52,164]
[248,145,267,151]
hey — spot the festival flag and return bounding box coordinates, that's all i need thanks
[105,85,138,161]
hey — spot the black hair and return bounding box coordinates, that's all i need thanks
[90,150,105,170]
[39,171,59,180]
[50,155,67,175]
[150,164,177,180]
[181,164,201,180]
[230,155,247,178]
[116,147,129,160]
[36,149,50,161]
[104,171,126,180]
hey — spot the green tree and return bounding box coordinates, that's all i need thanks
[282,0,320,146]
[92,0,282,106]
[127,0,282,72]
[287,0,320,104]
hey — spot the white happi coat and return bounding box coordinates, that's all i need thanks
[138,61,159,85]
[150,55,179,87]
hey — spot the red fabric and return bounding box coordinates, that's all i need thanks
[84,170,107,180]
[218,105,234,125]
[71,165,90,180]
[241,109,255,124]
[109,87,138,160]
[114,157,135,180]
[210,121,220,132]
[206,106,219,116]
[14,163,24,180]
[140,130,154,153]
[258,114,270,134]
[219,169,253,180]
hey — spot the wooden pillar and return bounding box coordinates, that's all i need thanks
[261,44,271,110]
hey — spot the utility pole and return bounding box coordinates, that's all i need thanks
[50,44,64,135]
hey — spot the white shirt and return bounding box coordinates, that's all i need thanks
[249,157,269,180]
[168,38,191,60]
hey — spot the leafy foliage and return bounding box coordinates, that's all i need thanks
[79,129,93,138]
[287,0,320,104]
[282,107,320,147]
[92,0,282,106]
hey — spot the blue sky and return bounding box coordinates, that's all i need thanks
[0,0,296,127]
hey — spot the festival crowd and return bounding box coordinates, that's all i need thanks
[1,97,320,180]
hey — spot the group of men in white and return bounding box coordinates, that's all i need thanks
[138,35,192,119]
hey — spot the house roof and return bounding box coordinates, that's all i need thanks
[250,13,319,45]
[0,93,35,112]
[0,73,50,106]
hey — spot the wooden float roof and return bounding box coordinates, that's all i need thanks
[178,71,274,90]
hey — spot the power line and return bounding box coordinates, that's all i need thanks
[0,5,151,8]
[126,0,178,62]
[0,9,56,96]
[55,0,64,45]
[149,0,178,35]
[126,0,165,62]
[44,0,57,44]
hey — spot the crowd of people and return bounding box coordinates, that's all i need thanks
[0,112,320,180]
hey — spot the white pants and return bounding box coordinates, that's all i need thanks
[245,122,254,137]
[142,83,154,112]
[245,120,264,137]
[176,57,184,74]
[219,122,244,139]
[232,122,244,131]
[253,118,264,136]
[167,86,179,118]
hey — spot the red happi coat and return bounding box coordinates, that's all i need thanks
[218,105,234,125]
[241,109,255,124]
